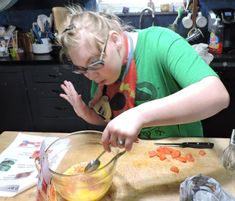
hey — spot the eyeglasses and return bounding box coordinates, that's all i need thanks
[72,35,109,74]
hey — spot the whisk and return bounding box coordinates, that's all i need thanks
[221,129,235,171]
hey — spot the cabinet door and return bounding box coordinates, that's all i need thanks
[0,67,33,132]
[202,68,235,138]
[25,65,91,132]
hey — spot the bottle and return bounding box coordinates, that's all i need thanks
[208,17,224,55]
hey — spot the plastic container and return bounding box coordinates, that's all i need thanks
[208,17,224,55]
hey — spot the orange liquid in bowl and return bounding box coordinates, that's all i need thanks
[55,162,113,201]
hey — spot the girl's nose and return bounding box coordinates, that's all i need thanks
[84,71,99,80]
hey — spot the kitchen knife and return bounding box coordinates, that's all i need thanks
[154,142,214,149]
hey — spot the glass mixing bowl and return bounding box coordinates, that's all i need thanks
[45,130,119,201]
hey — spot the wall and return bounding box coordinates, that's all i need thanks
[0,0,90,31]
[0,0,235,36]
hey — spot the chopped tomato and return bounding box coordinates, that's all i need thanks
[148,150,158,158]
[199,150,206,156]
[171,150,181,159]
[185,153,195,162]
[156,146,173,154]
[170,166,179,174]
[159,154,167,161]
[177,156,187,163]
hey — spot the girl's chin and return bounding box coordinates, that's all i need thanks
[104,80,116,85]
[97,80,107,85]
[98,78,118,85]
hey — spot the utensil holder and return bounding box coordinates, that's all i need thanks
[32,38,52,54]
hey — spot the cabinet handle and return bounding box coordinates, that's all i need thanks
[48,73,62,78]
[55,106,68,111]
[51,89,61,94]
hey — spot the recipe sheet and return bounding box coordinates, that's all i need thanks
[0,133,57,197]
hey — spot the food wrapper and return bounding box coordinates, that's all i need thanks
[192,43,214,65]
[180,174,235,201]
[36,141,57,201]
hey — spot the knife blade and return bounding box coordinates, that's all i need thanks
[154,142,214,149]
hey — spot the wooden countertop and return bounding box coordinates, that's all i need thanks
[0,131,235,201]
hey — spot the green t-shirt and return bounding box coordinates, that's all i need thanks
[91,26,218,139]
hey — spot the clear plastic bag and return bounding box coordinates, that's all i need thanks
[192,43,214,65]
[180,174,235,201]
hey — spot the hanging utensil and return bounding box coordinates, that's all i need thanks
[187,0,198,37]
[154,142,214,149]
[168,7,183,32]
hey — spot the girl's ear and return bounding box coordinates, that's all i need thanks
[109,30,122,50]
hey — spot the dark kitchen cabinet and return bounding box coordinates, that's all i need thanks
[1,59,233,136]
[202,67,235,138]
[24,64,91,132]
[0,66,33,132]
[0,63,99,133]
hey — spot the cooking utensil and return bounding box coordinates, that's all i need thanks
[186,0,200,42]
[84,150,106,173]
[221,129,235,171]
[168,7,183,32]
[44,20,55,42]
[85,150,126,173]
[85,138,126,173]
[37,14,48,33]
[154,142,214,149]
[32,23,43,44]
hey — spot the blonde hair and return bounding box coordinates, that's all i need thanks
[58,5,132,59]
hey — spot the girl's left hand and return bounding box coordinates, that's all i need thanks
[60,80,88,119]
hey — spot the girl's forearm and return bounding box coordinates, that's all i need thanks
[135,76,229,128]
[81,107,107,126]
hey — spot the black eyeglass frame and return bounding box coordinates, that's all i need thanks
[72,35,109,74]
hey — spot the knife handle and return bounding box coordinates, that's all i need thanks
[182,142,214,149]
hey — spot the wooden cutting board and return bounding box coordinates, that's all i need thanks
[101,138,235,201]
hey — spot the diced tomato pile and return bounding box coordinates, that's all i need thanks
[148,146,207,174]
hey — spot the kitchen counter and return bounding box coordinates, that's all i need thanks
[0,51,59,65]
[1,49,235,69]
[0,131,235,201]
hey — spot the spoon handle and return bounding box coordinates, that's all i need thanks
[97,150,106,160]
[109,151,126,164]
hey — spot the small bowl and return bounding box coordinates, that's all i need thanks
[45,130,119,201]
